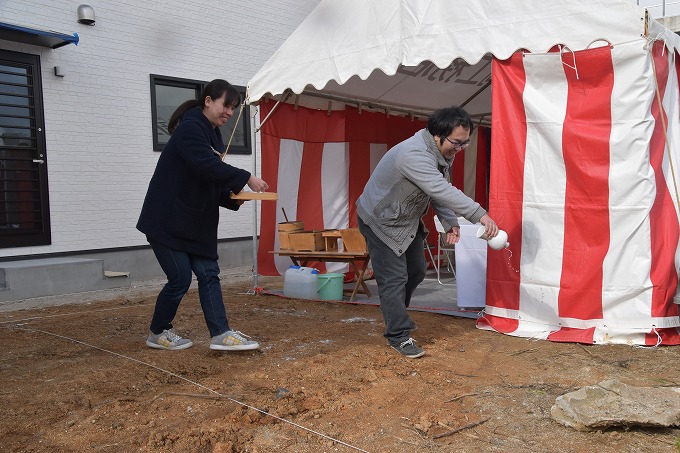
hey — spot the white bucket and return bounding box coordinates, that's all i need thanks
[283,266,319,299]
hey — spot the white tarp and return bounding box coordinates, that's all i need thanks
[246,0,678,116]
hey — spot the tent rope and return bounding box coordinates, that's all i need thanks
[221,100,245,161]
[648,38,680,214]
[559,45,579,80]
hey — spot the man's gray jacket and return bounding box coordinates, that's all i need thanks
[356,129,487,256]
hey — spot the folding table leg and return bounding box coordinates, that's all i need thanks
[348,258,372,302]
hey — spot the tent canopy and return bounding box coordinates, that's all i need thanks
[247,0,679,120]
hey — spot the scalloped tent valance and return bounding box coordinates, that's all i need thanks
[247,0,679,118]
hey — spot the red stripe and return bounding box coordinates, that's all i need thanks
[345,106,425,144]
[475,126,489,209]
[451,146,465,193]
[649,41,680,318]
[297,142,325,231]
[295,144,327,273]
[484,52,527,314]
[557,46,614,320]
[257,100,282,275]
[260,99,346,142]
[547,327,595,344]
[645,327,680,345]
[476,314,519,334]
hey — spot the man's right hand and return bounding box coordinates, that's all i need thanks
[479,214,499,238]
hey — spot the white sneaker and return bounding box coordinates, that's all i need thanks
[210,330,260,351]
[146,329,193,350]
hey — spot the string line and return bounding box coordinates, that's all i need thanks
[5,325,370,453]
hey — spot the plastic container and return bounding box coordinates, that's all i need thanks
[283,266,319,299]
[317,273,344,300]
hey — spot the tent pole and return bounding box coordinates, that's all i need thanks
[245,89,290,291]
[460,80,492,108]
[250,106,260,291]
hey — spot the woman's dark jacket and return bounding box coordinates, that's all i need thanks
[137,107,250,259]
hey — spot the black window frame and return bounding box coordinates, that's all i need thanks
[149,74,251,154]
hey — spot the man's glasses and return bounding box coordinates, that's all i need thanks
[444,137,470,150]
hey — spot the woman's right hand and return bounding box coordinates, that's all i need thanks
[247,175,269,192]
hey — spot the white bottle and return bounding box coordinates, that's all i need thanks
[476,226,510,250]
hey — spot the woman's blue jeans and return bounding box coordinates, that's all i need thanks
[357,217,426,344]
[149,241,230,337]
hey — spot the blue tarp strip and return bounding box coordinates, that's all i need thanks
[0,21,79,48]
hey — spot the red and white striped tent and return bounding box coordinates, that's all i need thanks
[247,0,680,345]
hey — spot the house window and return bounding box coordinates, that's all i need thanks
[150,75,251,154]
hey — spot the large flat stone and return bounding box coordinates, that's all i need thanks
[551,379,680,431]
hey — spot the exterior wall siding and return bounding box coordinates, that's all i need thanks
[0,0,320,258]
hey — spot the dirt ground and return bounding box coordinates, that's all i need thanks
[0,273,679,453]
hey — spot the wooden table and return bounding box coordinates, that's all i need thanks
[271,250,372,302]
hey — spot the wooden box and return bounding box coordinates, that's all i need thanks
[278,221,304,250]
[321,230,342,252]
[340,228,367,252]
[289,230,326,251]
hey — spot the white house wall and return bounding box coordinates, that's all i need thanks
[0,0,320,258]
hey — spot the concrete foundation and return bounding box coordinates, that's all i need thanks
[0,238,255,305]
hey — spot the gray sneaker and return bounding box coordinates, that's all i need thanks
[210,330,260,351]
[146,329,193,350]
[390,337,425,358]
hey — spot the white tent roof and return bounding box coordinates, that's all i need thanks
[247,0,680,118]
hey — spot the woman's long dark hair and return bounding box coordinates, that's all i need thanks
[167,79,242,134]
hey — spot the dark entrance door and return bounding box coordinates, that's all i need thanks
[0,49,50,248]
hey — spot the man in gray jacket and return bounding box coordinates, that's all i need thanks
[357,106,498,358]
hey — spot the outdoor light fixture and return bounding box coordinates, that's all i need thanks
[77,5,95,25]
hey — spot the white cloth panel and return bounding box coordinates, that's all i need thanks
[321,142,350,273]
[602,40,656,327]
[518,52,568,326]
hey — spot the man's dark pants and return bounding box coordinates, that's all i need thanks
[358,217,427,345]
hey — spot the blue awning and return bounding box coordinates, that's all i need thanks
[0,21,79,49]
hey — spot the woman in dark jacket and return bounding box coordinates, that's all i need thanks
[137,79,268,352]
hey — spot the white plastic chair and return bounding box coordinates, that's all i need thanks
[433,215,456,284]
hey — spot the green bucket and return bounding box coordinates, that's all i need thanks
[317,273,344,300]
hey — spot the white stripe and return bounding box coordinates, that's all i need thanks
[603,40,657,326]
[519,52,568,326]
[274,139,303,275]
[321,142,350,230]
[321,142,350,273]
[662,50,680,219]
[592,328,647,345]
